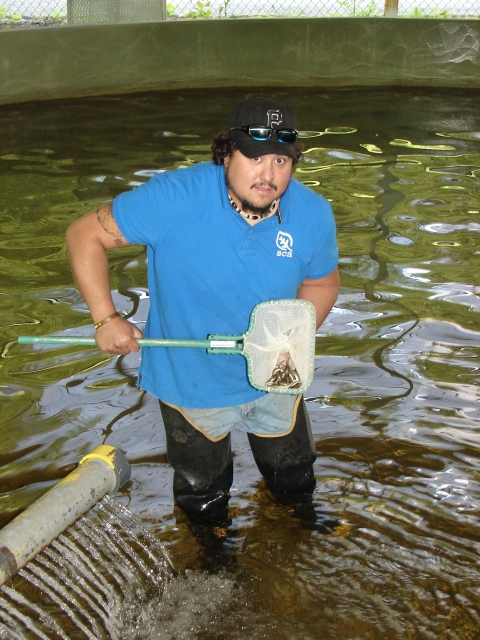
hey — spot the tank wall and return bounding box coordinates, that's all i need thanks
[1,18,480,104]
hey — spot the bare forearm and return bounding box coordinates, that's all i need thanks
[66,224,116,323]
[65,205,142,355]
[297,268,340,329]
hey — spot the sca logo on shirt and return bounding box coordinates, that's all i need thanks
[276,231,293,258]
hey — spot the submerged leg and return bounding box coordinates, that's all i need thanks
[247,398,316,494]
[159,401,233,523]
[248,399,339,533]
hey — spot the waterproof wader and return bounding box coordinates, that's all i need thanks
[159,398,316,520]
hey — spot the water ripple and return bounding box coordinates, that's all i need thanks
[1,87,480,639]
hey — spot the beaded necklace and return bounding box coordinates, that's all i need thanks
[228,195,277,221]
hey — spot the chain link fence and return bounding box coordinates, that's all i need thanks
[0,0,478,27]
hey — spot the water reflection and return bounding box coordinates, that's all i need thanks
[1,87,480,638]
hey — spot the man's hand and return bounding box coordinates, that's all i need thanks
[95,316,143,355]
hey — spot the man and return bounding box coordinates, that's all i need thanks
[66,97,340,525]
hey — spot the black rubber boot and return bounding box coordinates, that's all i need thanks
[274,489,340,534]
[247,398,316,494]
[248,399,340,533]
[160,401,233,521]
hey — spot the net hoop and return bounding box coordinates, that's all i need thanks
[243,299,316,395]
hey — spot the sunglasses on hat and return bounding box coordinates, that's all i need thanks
[229,124,298,145]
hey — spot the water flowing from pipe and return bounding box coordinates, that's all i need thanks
[0,496,173,639]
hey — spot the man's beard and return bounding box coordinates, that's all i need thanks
[225,168,278,216]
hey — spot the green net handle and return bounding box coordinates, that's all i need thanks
[18,335,244,351]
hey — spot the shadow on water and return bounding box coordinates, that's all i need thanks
[1,86,480,638]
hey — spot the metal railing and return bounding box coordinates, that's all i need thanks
[0,0,477,27]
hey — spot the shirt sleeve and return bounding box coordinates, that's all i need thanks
[113,171,172,246]
[305,198,339,280]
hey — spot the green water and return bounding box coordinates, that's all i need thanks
[1,87,480,638]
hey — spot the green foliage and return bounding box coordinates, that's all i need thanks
[218,0,230,18]
[404,6,452,17]
[337,0,380,16]
[0,6,6,19]
[359,3,379,16]
[166,3,176,17]
[5,10,22,23]
[246,9,308,18]
[50,6,64,22]
[184,1,212,19]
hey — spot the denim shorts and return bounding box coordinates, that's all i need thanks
[163,393,302,442]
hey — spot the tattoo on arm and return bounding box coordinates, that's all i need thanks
[95,203,127,246]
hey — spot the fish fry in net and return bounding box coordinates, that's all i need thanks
[265,362,302,390]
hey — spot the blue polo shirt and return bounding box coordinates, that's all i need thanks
[113,162,337,408]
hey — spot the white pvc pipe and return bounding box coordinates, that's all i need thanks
[0,445,130,586]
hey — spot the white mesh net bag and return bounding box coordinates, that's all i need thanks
[243,299,316,395]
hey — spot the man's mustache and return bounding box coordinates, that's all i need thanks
[251,181,278,191]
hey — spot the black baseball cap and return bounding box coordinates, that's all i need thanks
[227,97,298,161]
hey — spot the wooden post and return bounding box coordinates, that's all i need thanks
[66,0,73,23]
[384,0,398,17]
[156,0,167,21]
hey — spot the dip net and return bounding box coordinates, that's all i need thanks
[243,300,316,395]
